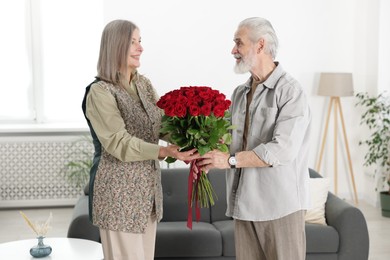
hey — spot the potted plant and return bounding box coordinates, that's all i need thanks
[356,92,390,217]
[61,135,93,190]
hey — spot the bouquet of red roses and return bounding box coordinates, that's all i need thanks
[157,86,233,229]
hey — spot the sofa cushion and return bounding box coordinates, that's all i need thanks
[212,220,235,257]
[306,223,339,253]
[305,177,331,225]
[207,169,232,222]
[161,168,211,222]
[155,221,222,257]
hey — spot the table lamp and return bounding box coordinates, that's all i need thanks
[316,72,358,204]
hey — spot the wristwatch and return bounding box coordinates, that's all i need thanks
[228,154,237,168]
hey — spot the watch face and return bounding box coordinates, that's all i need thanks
[229,156,237,165]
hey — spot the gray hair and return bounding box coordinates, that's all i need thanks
[97,20,138,86]
[238,17,279,59]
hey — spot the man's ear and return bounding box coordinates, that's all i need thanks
[257,38,265,53]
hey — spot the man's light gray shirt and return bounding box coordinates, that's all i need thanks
[227,63,311,221]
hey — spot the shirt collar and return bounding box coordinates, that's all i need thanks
[242,61,284,90]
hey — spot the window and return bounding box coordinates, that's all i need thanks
[0,0,103,125]
[0,1,32,122]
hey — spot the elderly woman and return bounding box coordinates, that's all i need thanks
[82,19,198,260]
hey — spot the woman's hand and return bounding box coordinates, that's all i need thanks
[159,145,200,161]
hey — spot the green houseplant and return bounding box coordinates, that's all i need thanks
[356,92,390,217]
[61,135,93,190]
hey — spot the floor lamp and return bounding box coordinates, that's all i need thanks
[316,72,358,204]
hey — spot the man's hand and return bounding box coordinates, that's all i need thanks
[197,150,230,173]
[197,150,270,172]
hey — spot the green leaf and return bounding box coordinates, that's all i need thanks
[165,157,177,164]
[198,138,208,145]
[222,133,232,145]
[187,128,199,136]
[198,145,211,156]
[217,143,229,153]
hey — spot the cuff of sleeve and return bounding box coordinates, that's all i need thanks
[140,142,160,160]
[253,143,280,167]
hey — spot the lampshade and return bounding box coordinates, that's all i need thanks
[318,73,354,97]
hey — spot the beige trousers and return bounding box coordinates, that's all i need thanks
[234,210,306,260]
[99,215,157,260]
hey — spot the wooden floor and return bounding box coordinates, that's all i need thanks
[0,201,389,259]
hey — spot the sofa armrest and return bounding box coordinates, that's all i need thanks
[67,195,100,243]
[325,193,369,260]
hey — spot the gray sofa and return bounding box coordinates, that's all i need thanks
[67,168,369,260]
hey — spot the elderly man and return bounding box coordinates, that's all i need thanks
[199,17,311,260]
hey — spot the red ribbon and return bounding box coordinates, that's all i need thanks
[187,160,201,229]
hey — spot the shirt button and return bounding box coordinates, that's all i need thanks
[232,189,236,193]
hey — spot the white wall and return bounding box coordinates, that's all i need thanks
[378,0,390,94]
[101,0,387,205]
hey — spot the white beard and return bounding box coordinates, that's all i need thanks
[234,49,255,74]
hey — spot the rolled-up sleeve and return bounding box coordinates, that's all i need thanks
[86,84,160,162]
[253,84,311,166]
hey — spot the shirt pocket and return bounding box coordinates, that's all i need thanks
[249,107,278,144]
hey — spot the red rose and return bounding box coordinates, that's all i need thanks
[175,103,187,118]
[215,93,226,102]
[170,90,181,99]
[189,95,202,105]
[200,103,212,116]
[182,88,196,99]
[209,90,220,99]
[224,100,232,109]
[157,97,171,109]
[214,99,231,111]
[189,103,201,116]
[199,89,214,102]
[174,94,186,105]
[164,104,176,117]
[213,104,226,117]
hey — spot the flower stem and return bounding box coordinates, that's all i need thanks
[192,171,217,208]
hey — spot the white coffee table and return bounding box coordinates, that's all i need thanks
[0,237,103,259]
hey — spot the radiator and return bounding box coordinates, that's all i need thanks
[0,134,92,208]
[0,131,184,208]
